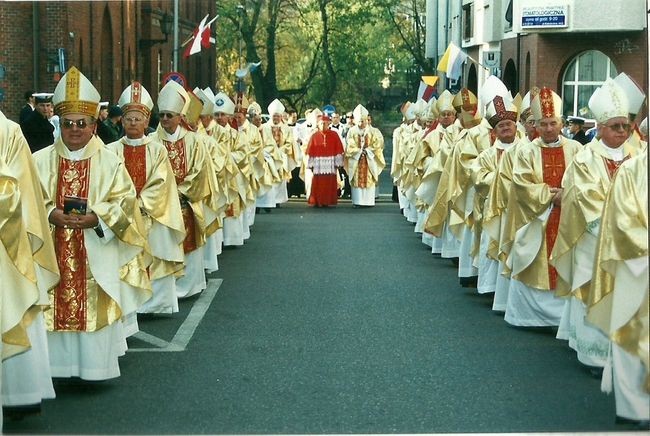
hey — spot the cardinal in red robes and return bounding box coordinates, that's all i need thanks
[306,115,344,207]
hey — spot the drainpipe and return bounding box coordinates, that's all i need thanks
[432,0,438,67]
[33,2,39,88]
[173,0,179,71]
[516,32,521,93]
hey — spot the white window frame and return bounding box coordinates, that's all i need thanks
[562,50,617,117]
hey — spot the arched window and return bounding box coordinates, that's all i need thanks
[562,50,617,118]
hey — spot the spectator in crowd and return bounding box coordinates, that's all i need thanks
[567,116,589,144]
[19,90,35,124]
[96,105,123,144]
[20,92,54,153]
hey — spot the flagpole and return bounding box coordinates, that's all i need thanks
[173,0,179,71]
[467,54,490,71]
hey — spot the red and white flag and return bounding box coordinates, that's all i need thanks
[417,76,438,102]
[183,14,218,58]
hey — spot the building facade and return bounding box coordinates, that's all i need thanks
[0,0,216,122]
[426,0,648,120]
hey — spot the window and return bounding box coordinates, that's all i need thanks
[462,3,473,40]
[562,50,617,118]
[504,0,513,31]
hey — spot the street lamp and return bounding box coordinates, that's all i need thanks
[139,12,173,49]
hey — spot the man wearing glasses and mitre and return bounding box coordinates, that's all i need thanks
[32,66,151,381]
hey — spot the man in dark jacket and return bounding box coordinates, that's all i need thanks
[20,92,54,153]
[567,116,589,145]
[96,105,124,143]
[19,90,35,124]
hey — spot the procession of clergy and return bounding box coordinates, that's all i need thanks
[0,65,387,427]
[392,72,648,425]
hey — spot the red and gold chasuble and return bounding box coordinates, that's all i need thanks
[164,139,197,253]
[357,134,370,188]
[123,144,147,196]
[541,147,565,289]
[54,158,90,331]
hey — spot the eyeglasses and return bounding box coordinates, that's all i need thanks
[159,112,178,119]
[124,117,145,124]
[603,122,632,132]
[61,118,91,129]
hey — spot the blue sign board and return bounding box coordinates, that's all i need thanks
[522,14,566,27]
[521,5,568,29]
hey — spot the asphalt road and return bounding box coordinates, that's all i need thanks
[4,197,631,434]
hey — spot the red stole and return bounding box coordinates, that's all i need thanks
[603,155,630,180]
[54,157,90,331]
[164,138,197,253]
[123,144,147,196]
[541,146,565,289]
[357,134,370,188]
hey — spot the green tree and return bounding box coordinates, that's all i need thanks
[214,0,424,114]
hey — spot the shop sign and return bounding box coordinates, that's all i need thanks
[521,5,568,28]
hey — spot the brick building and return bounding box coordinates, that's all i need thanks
[0,0,216,122]
[425,0,648,121]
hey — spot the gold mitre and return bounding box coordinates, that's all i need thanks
[453,88,480,127]
[518,90,534,122]
[118,81,153,117]
[353,104,369,121]
[185,91,204,124]
[158,80,190,115]
[486,95,518,128]
[193,87,215,116]
[530,87,562,120]
[53,66,101,118]
[452,88,478,113]
[458,108,482,128]
[588,78,629,123]
[268,99,285,115]
[436,90,455,113]
[512,93,522,113]
[214,92,235,115]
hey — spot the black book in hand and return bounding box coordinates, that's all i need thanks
[63,196,87,215]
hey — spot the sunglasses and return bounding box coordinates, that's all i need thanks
[61,118,92,129]
[602,122,632,132]
[159,112,178,119]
